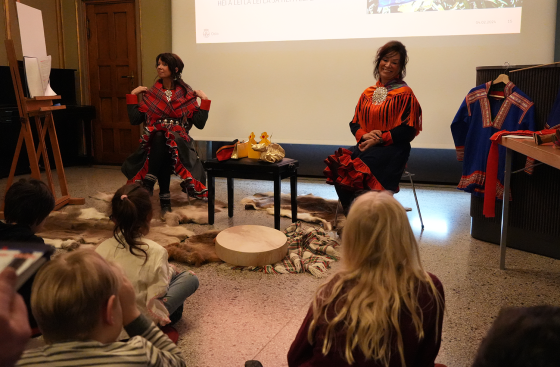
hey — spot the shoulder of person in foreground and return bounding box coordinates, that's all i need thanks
[16,314,185,367]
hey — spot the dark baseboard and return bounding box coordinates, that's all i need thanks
[209,141,462,185]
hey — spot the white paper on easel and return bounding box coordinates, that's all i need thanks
[24,57,43,98]
[38,56,51,92]
[16,3,47,58]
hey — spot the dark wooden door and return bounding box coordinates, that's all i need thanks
[86,0,139,164]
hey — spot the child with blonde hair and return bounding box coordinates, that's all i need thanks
[16,249,185,366]
[96,183,199,326]
[288,191,445,367]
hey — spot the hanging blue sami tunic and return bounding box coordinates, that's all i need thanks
[450,81,536,199]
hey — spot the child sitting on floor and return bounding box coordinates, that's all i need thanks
[288,191,445,367]
[16,249,186,366]
[96,183,199,326]
[0,178,55,332]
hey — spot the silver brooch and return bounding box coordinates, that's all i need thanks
[165,89,172,102]
[371,87,388,105]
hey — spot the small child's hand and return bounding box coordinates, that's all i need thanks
[118,273,141,326]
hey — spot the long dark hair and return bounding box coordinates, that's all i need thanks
[110,183,152,263]
[156,52,184,81]
[373,40,409,81]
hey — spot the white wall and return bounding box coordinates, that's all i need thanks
[172,0,556,149]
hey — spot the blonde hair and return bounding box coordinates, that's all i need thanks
[31,249,121,343]
[308,191,443,366]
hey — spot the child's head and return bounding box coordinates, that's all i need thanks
[473,306,560,367]
[342,191,421,273]
[31,249,122,343]
[110,183,153,261]
[3,178,54,231]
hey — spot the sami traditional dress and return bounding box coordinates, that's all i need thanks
[451,82,535,199]
[122,79,211,197]
[324,79,422,193]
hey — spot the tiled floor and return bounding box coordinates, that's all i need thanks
[4,166,560,367]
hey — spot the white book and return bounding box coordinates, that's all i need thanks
[0,242,54,290]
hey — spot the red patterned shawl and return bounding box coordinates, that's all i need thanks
[351,79,422,142]
[139,79,199,125]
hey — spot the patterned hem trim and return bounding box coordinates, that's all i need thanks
[458,170,506,199]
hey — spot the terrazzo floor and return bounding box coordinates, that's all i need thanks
[4,166,560,367]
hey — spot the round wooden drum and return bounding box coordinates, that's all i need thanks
[215,225,288,267]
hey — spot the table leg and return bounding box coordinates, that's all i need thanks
[290,172,297,223]
[227,177,234,218]
[274,175,281,230]
[499,148,513,270]
[208,173,215,225]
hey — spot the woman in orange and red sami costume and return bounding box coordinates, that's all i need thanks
[325,41,422,213]
[122,53,211,216]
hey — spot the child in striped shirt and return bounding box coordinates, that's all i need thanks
[16,249,185,367]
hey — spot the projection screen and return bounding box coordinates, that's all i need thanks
[171,0,555,149]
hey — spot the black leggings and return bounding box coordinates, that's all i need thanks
[148,131,172,195]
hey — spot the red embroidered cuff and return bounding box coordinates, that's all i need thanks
[126,94,138,104]
[456,146,464,162]
[355,129,366,143]
[381,132,393,146]
[200,99,211,111]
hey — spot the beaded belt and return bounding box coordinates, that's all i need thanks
[157,119,181,127]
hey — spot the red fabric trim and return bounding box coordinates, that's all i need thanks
[455,146,464,162]
[200,99,211,111]
[483,130,551,217]
[355,129,366,143]
[324,148,385,192]
[524,157,536,175]
[126,94,138,104]
[381,131,393,146]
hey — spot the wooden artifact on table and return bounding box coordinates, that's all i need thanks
[534,130,560,148]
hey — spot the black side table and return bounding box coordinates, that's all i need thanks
[203,158,299,230]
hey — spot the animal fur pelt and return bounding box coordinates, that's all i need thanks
[241,193,345,230]
[38,206,196,248]
[165,231,222,267]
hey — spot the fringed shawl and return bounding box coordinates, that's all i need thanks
[139,79,199,125]
[352,79,422,135]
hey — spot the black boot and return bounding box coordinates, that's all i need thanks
[160,193,172,218]
[142,174,157,196]
[335,186,356,216]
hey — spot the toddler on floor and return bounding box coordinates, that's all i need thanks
[96,183,199,326]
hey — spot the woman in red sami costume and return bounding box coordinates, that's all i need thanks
[324,41,421,213]
[122,53,211,216]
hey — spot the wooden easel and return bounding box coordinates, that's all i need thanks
[1,1,84,219]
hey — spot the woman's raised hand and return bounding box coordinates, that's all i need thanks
[194,90,209,100]
[131,86,148,95]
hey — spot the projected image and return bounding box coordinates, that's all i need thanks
[194,0,523,44]
[368,0,523,14]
